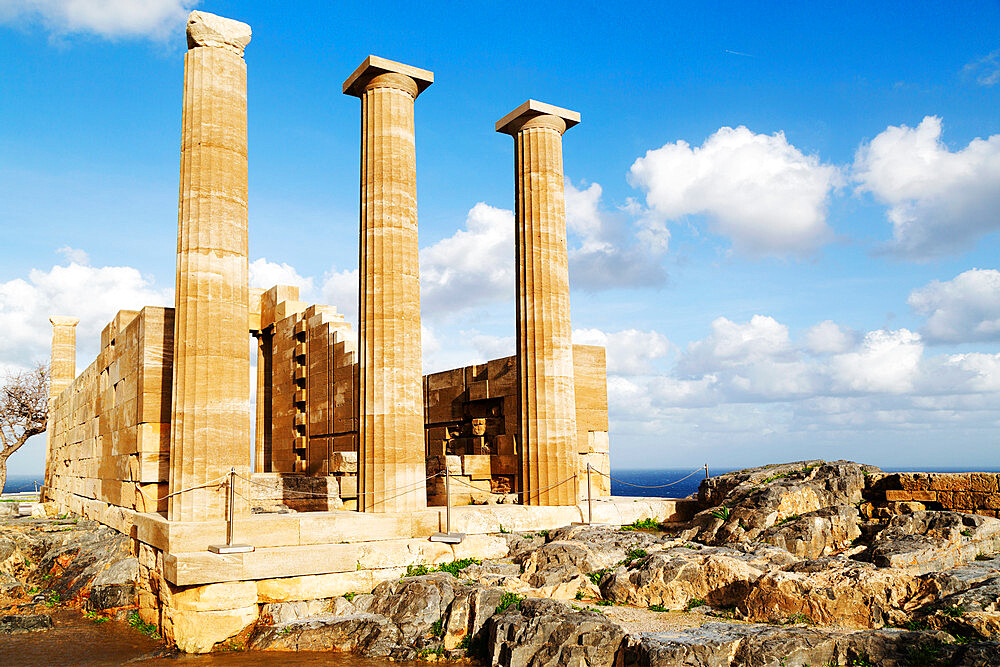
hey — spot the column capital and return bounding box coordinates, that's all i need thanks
[343,55,433,99]
[186,11,251,56]
[49,316,79,328]
[496,99,580,136]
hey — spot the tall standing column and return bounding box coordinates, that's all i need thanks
[343,56,433,512]
[47,317,79,403]
[169,11,252,521]
[497,100,581,506]
[45,316,78,492]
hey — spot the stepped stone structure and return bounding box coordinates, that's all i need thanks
[37,9,622,654]
[344,56,434,512]
[497,100,582,506]
[169,11,253,521]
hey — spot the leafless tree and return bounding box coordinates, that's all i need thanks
[0,364,49,494]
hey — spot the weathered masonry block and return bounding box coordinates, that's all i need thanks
[864,472,1000,518]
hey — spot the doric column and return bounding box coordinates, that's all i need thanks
[168,11,252,521]
[343,56,433,512]
[47,317,79,403]
[45,316,78,493]
[497,100,581,506]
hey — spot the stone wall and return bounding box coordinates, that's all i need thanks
[865,472,1000,519]
[46,307,173,513]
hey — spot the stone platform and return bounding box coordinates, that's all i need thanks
[132,497,695,586]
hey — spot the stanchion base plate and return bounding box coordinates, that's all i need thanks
[429,532,465,544]
[571,522,610,527]
[208,544,255,554]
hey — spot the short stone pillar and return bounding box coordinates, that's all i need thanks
[47,316,79,403]
[497,100,581,506]
[343,56,433,512]
[168,11,252,521]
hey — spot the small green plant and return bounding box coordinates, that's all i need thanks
[594,599,614,606]
[495,592,525,614]
[684,598,707,611]
[588,568,609,585]
[905,640,944,666]
[437,558,480,577]
[624,548,648,564]
[418,646,446,658]
[44,591,61,607]
[648,604,668,612]
[538,529,549,539]
[456,634,470,650]
[278,626,292,636]
[682,543,700,550]
[575,590,585,600]
[343,592,356,602]
[784,612,812,625]
[620,517,663,531]
[498,524,510,534]
[430,618,444,637]
[84,610,108,624]
[127,612,161,639]
[975,552,992,561]
[848,654,877,667]
[709,506,730,521]
[941,604,965,618]
[902,618,929,631]
[778,514,800,526]
[961,529,973,537]
[406,564,430,577]
[41,573,52,581]
[26,586,39,596]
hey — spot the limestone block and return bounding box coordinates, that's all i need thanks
[463,455,491,480]
[329,451,358,474]
[256,568,404,603]
[496,434,517,455]
[165,604,258,654]
[163,580,257,612]
[490,454,519,476]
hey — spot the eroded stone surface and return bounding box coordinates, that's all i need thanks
[186,11,251,54]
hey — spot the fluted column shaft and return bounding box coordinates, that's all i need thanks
[507,111,579,506]
[355,72,426,512]
[45,316,78,492]
[169,13,252,521]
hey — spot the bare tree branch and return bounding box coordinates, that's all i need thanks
[0,363,50,492]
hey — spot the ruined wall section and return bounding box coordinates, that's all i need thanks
[46,307,173,514]
[423,345,611,505]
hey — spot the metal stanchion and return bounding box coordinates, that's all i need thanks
[430,460,465,544]
[586,462,593,525]
[209,467,254,554]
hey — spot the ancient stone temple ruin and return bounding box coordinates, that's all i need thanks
[36,11,679,652]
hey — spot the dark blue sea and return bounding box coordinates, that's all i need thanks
[610,466,1000,500]
[2,475,42,493]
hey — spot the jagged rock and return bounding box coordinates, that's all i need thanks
[260,599,331,625]
[601,543,796,609]
[685,461,876,553]
[0,613,53,634]
[864,511,1000,574]
[742,556,925,627]
[485,598,627,667]
[251,613,402,655]
[624,622,1000,667]
[86,555,138,611]
[368,573,465,644]
[924,576,1000,640]
[758,505,861,559]
[185,11,251,55]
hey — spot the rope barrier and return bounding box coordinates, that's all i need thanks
[592,465,706,489]
[134,472,230,503]
[446,471,578,503]
[236,471,443,500]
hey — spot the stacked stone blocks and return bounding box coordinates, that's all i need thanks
[866,472,1000,518]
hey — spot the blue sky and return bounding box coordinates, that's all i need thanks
[1,1,999,475]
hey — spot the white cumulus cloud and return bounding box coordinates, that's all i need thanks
[249,258,315,297]
[830,329,923,394]
[628,126,842,256]
[572,328,671,375]
[853,116,1000,258]
[0,0,198,40]
[908,268,1000,343]
[0,260,172,374]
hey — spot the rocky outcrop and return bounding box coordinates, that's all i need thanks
[623,622,1000,667]
[863,511,1000,574]
[0,613,53,634]
[485,598,627,667]
[600,543,795,609]
[251,613,403,656]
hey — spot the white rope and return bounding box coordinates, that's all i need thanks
[237,471,442,499]
[593,466,706,489]
[447,471,578,502]
[134,472,230,503]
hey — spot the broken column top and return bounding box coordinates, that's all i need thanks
[49,316,79,327]
[186,11,251,56]
[496,99,580,136]
[343,55,434,98]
